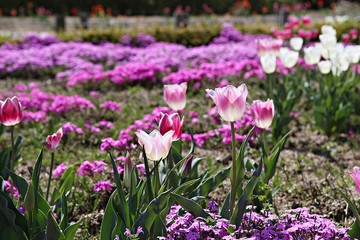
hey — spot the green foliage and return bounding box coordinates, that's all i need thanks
[338,188,360,239]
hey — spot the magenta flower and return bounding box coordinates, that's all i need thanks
[135,129,173,161]
[250,99,275,129]
[53,163,67,178]
[4,180,19,198]
[206,84,248,122]
[93,181,113,192]
[164,83,187,111]
[77,161,94,176]
[159,112,183,141]
[45,128,63,152]
[350,167,360,194]
[0,96,22,126]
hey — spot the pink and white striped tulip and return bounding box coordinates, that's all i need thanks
[250,99,275,129]
[0,96,22,127]
[164,82,187,110]
[350,166,360,194]
[135,129,174,161]
[206,84,248,122]
[159,112,183,141]
[45,128,63,152]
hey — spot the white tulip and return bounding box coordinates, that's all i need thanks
[319,34,337,51]
[321,25,337,36]
[280,48,299,68]
[304,47,321,65]
[290,37,303,51]
[317,60,332,74]
[345,46,360,64]
[314,43,329,59]
[260,55,277,74]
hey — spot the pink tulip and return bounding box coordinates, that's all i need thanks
[164,82,187,110]
[0,96,22,126]
[159,112,183,141]
[45,128,63,152]
[350,167,360,194]
[206,84,248,122]
[301,15,311,26]
[135,129,174,161]
[250,99,275,129]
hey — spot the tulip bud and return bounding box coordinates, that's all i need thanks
[350,167,360,194]
[159,112,183,141]
[163,83,187,111]
[317,60,332,74]
[250,99,275,129]
[206,84,248,122]
[279,48,299,68]
[289,37,303,51]
[123,152,133,189]
[0,96,22,126]
[45,128,63,152]
[260,55,277,74]
[135,129,173,161]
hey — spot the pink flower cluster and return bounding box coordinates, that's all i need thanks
[77,160,108,176]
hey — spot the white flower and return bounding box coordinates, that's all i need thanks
[335,15,349,23]
[314,43,329,59]
[304,46,321,65]
[319,34,337,51]
[279,48,299,68]
[345,45,360,64]
[321,25,336,36]
[260,55,277,74]
[318,60,332,74]
[289,37,303,51]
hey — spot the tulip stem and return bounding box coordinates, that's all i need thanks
[262,131,268,157]
[10,127,15,200]
[46,152,55,202]
[143,148,154,202]
[230,121,237,216]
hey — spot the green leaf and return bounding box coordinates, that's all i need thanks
[173,179,201,195]
[46,210,65,240]
[191,167,230,198]
[32,149,44,210]
[170,193,212,219]
[231,157,263,227]
[235,127,255,189]
[0,195,28,240]
[338,188,360,239]
[134,189,172,234]
[57,168,75,202]
[220,192,231,219]
[35,209,47,231]
[64,221,81,240]
[59,193,68,231]
[6,170,28,199]
[100,191,117,240]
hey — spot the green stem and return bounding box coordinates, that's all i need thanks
[229,121,236,216]
[143,148,154,202]
[167,148,173,170]
[46,152,55,201]
[261,131,268,157]
[10,127,14,200]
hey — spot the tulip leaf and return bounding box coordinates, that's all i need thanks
[59,193,68,231]
[337,188,360,238]
[100,191,117,240]
[134,189,172,234]
[231,157,262,227]
[173,179,201,195]
[35,209,47,231]
[220,192,231,219]
[235,127,255,189]
[46,210,65,240]
[57,168,75,201]
[32,148,44,210]
[6,169,28,199]
[170,193,212,219]
[64,221,81,240]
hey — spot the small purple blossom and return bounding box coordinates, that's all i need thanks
[53,163,67,178]
[93,181,113,192]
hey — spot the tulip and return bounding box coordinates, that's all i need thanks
[250,99,275,129]
[135,129,173,161]
[317,60,332,74]
[304,46,321,65]
[301,15,311,26]
[279,48,299,68]
[289,37,303,51]
[159,112,183,141]
[260,55,277,74]
[350,167,360,194]
[345,46,360,64]
[321,25,336,36]
[314,43,329,59]
[45,128,63,152]
[319,34,337,51]
[0,96,22,127]
[205,84,248,122]
[163,82,187,111]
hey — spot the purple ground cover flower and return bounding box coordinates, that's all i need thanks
[93,180,113,192]
[52,163,67,178]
